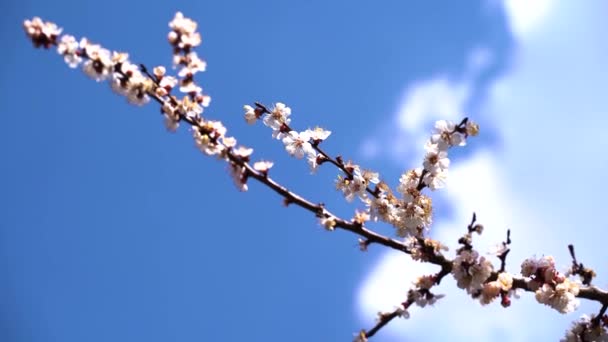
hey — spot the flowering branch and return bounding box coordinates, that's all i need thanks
[22,13,608,341]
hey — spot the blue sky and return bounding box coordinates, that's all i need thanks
[2,1,606,341]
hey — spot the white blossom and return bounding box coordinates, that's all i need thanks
[56,35,81,68]
[307,126,331,143]
[232,146,253,159]
[168,12,201,49]
[253,160,273,173]
[282,131,315,159]
[192,121,227,156]
[306,152,321,173]
[80,39,112,81]
[361,170,380,185]
[319,216,336,231]
[336,168,368,202]
[466,120,479,136]
[23,17,62,48]
[177,52,207,76]
[158,75,178,92]
[229,163,248,191]
[396,168,423,194]
[497,272,513,291]
[423,169,448,190]
[396,195,433,237]
[244,105,257,124]
[162,102,180,132]
[368,194,398,224]
[535,278,580,314]
[263,102,291,139]
[423,143,450,173]
[431,120,465,150]
[169,12,198,35]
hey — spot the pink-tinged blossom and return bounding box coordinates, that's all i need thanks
[535,278,580,314]
[282,131,315,159]
[479,273,513,305]
[521,255,557,282]
[480,281,501,305]
[452,249,494,294]
[158,75,178,96]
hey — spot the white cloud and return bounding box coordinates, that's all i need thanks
[357,2,608,341]
[503,0,553,40]
[397,78,469,134]
[362,47,491,165]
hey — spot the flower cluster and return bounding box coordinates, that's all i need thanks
[336,167,379,202]
[23,17,62,48]
[244,103,331,173]
[31,13,607,341]
[23,14,262,192]
[243,99,478,240]
[521,256,581,313]
[378,169,434,237]
[452,249,494,294]
[562,315,608,342]
[366,119,477,238]
[421,119,478,190]
[164,12,211,130]
[24,18,160,106]
[479,272,514,306]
